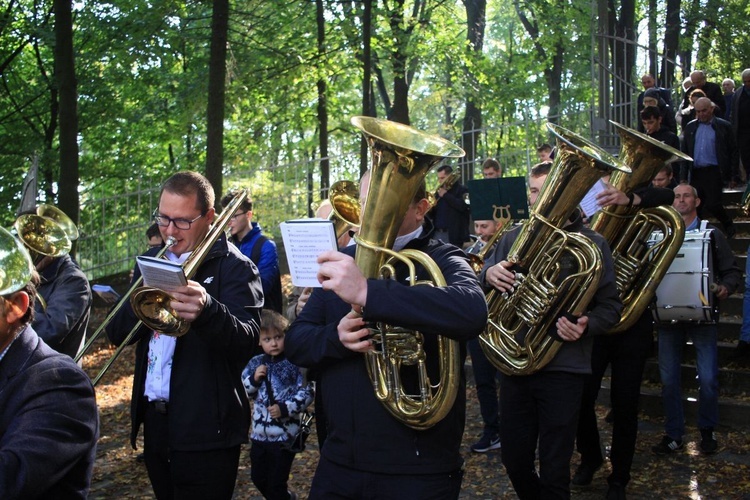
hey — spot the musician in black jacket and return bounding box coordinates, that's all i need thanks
[480,163,622,499]
[574,183,675,499]
[431,165,471,248]
[285,171,487,499]
[107,171,262,499]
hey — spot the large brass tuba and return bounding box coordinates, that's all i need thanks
[351,115,465,429]
[129,189,248,337]
[589,121,691,332]
[480,123,630,376]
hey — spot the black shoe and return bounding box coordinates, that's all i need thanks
[725,223,737,239]
[700,428,718,454]
[605,408,615,423]
[606,481,627,500]
[652,435,683,454]
[135,452,145,463]
[470,434,501,453]
[571,461,602,487]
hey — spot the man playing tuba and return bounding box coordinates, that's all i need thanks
[285,170,487,499]
[481,162,622,499]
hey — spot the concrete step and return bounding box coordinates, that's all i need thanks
[598,378,750,431]
[641,357,750,397]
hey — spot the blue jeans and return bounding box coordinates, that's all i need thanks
[467,338,500,439]
[741,243,750,342]
[657,324,719,439]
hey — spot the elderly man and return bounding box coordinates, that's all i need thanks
[0,228,99,498]
[652,184,740,455]
[680,97,739,238]
[683,70,726,118]
[722,78,736,120]
[107,171,262,499]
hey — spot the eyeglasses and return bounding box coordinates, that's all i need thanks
[229,211,247,221]
[152,210,204,230]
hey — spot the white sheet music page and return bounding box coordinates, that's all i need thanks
[279,218,337,287]
[580,179,608,218]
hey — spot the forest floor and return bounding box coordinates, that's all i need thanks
[84,299,750,499]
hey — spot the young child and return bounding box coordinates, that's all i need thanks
[242,309,314,500]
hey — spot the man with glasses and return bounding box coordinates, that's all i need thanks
[107,171,262,499]
[221,191,283,313]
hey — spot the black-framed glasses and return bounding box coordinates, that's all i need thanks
[229,211,247,221]
[152,210,204,230]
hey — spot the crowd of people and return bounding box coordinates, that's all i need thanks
[2,67,749,500]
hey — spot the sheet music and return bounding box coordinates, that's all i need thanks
[580,179,608,218]
[279,218,337,287]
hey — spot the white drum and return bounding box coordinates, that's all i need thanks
[651,228,717,323]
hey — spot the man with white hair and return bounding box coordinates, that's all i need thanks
[722,78,736,120]
[683,70,726,117]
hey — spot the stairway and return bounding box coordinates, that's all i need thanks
[599,187,750,430]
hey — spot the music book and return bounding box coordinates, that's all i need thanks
[136,255,187,292]
[279,218,337,288]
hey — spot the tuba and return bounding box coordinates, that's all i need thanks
[0,227,34,296]
[589,121,691,333]
[129,189,248,337]
[351,115,465,429]
[14,204,79,260]
[479,123,630,376]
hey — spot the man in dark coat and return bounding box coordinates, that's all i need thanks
[0,229,99,499]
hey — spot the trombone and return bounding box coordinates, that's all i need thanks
[74,236,176,385]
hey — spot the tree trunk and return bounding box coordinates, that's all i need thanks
[461,0,486,180]
[661,0,681,89]
[316,0,330,199]
[54,0,79,234]
[205,0,229,206]
[359,0,373,175]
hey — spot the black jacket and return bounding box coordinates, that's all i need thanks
[106,235,262,450]
[680,117,739,183]
[285,225,487,475]
[430,182,470,247]
[34,254,92,359]
[480,211,622,374]
[0,325,99,499]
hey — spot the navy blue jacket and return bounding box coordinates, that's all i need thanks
[107,235,262,451]
[0,325,99,499]
[285,225,487,475]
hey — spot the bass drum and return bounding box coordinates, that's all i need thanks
[651,228,717,324]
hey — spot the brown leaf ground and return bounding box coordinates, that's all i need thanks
[84,300,750,499]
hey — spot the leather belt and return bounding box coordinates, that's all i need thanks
[149,400,168,414]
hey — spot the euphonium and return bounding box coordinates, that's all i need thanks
[479,123,630,376]
[129,189,248,337]
[589,121,691,333]
[351,115,465,429]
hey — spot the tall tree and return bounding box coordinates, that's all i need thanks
[54,0,79,228]
[206,0,229,205]
[661,0,681,89]
[315,0,330,200]
[461,0,486,179]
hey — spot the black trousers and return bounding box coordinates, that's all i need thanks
[738,129,750,181]
[250,439,295,500]
[690,166,733,231]
[500,371,585,500]
[308,455,464,500]
[142,403,241,500]
[576,313,654,486]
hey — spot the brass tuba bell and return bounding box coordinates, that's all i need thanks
[328,180,361,240]
[351,115,465,429]
[479,123,630,376]
[0,227,34,296]
[588,121,690,333]
[14,204,79,259]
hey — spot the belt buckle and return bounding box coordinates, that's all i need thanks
[153,400,168,414]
